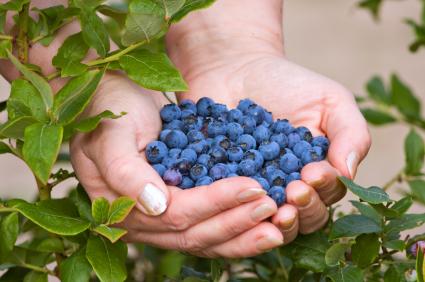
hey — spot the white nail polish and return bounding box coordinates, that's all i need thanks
[346,152,358,179]
[138,183,167,216]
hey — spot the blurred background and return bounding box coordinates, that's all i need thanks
[0,0,424,221]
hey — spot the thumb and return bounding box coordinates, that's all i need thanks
[325,95,371,179]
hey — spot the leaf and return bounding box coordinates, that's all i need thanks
[391,196,413,215]
[79,8,109,57]
[329,215,382,239]
[60,247,92,282]
[0,213,19,260]
[98,4,127,26]
[11,199,91,236]
[171,0,216,22]
[69,185,93,222]
[8,79,48,122]
[119,49,188,91]
[23,271,47,282]
[108,197,135,225]
[404,129,424,175]
[325,243,350,267]
[385,213,425,235]
[371,204,399,218]
[417,247,425,282]
[210,259,222,282]
[52,32,89,77]
[339,177,389,204]
[7,51,53,110]
[366,76,391,104]
[0,141,11,155]
[384,265,406,282]
[52,70,104,125]
[0,0,30,11]
[409,180,425,204]
[0,116,37,139]
[160,0,185,20]
[27,237,64,253]
[350,200,381,223]
[351,234,380,268]
[327,265,364,282]
[391,74,421,120]
[22,123,63,184]
[383,239,405,251]
[0,11,6,33]
[0,40,11,59]
[93,225,127,243]
[92,197,110,225]
[86,235,127,282]
[121,0,166,46]
[361,108,396,125]
[0,267,30,282]
[158,251,186,279]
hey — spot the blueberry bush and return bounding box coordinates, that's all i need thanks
[0,0,423,281]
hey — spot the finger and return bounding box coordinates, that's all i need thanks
[286,181,329,234]
[324,92,371,179]
[272,204,299,245]
[88,118,170,216]
[127,177,266,232]
[201,222,283,258]
[301,161,347,205]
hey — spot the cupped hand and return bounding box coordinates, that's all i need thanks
[177,55,371,242]
[70,73,284,258]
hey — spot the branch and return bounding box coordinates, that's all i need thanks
[17,3,30,63]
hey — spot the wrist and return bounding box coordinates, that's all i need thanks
[166,0,284,80]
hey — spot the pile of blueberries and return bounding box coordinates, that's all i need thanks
[146,98,329,206]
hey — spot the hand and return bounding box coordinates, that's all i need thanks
[70,73,284,258]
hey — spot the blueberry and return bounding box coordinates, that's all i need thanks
[293,140,312,158]
[280,153,302,174]
[261,165,278,179]
[311,136,330,152]
[176,158,192,175]
[210,146,228,163]
[237,159,257,176]
[196,176,213,186]
[280,147,293,157]
[287,132,301,148]
[237,134,257,151]
[264,111,273,124]
[181,109,196,119]
[187,139,208,154]
[187,130,205,143]
[301,148,322,165]
[205,138,214,148]
[268,169,286,187]
[313,146,325,161]
[197,154,214,169]
[227,146,244,162]
[160,104,181,122]
[164,119,184,130]
[237,99,255,113]
[296,126,313,142]
[163,169,182,186]
[182,115,203,132]
[227,173,239,177]
[268,186,286,206]
[152,164,166,177]
[286,172,301,184]
[168,148,182,158]
[211,103,228,119]
[207,121,227,137]
[146,141,168,164]
[159,129,171,142]
[209,163,229,180]
[243,149,264,170]
[247,104,265,124]
[263,159,280,169]
[241,116,257,134]
[214,135,231,150]
[179,99,197,113]
[226,122,244,141]
[162,156,179,168]
[253,125,271,143]
[270,133,289,149]
[180,176,195,189]
[272,119,294,135]
[252,176,270,191]
[196,97,214,117]
[228,109,243,123]
[227,162,239,173]
[164,130,188,149]
[259,141,280,160]
[190,164,208,180]
[181,148,197,164]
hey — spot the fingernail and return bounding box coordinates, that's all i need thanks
[294,187,311,207]
[280,215,296,230]
[306,177,325,188]
[138,183,167,216]
[346,151,358,179]
[256,236,283,252]
[238,188,266,203]
[250,203,275,222]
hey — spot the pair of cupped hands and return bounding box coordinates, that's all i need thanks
[70,53,371,258]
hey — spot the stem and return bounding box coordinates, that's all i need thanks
[36,178,51,201]
[22,262,55,276]
[382,169,404,191]
[274,248,288,280]
[31,18,74,44]
[86,40,147,66]
[17,3,30,63]
[0,34,13,40]
[0,206,17,213]
[162,92,175,104]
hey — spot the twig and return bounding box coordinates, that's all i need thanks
[0,34,13,40]
[382,169,404,191]
[17,3,30,63]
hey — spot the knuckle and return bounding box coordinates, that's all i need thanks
[163,209,190,231]
[177,233,203,252]
[106,156,135,183]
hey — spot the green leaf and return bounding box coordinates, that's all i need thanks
[350,200,381,223]
[98,5,127,26]
[404,129,424,175]
[0,267,30,282]
[391,74,421,120]
[52,32,89,77]
[121,0,166,46]
[384,265,406,282]
[0,0,30,11]
[161,0,185,19]
[119,50,188,91]
[0,116,37,139]
[385,213,425,235]
[339,177,389,204]
[210,259,222,282]
[79,8,109,57]
[108,197,135,225]
[171,0,216,22]
[0,213,19,260]
[366,76,391,104]
[23,271,47,282]
[27,237,64,253]
[327,265,364,282]
[351,234,380,268]
[0,40,11,59]
[409,180,425,204]
[371,203,399,218]
[325,243,350,267]
[0,141,11,155]
[52,70,104,125]
[391,196,413,215]
[329,215,382,239]
[0,11,6,33]
[11,199,91,236]
[86,235,127,282]
[361,108,396,125]
[383,239,405,251]
[92,197,110,225]
[417,247,425,282]
[60,247,92,282]
[6,52,53,110]
[22,123,63,184]
[8,79,48,122]
[158,251,186,279]
[93,225,127,243]
[69,184,93,222]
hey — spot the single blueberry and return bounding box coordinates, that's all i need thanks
[181,109,196,119]
[164,130,188,149]
[311,136,330,152]
[163,169,182,186]
[226,122,244,141]
[152,164,166,177]
[261,165,278,179]
[207,121,227,137]
[209,163,229,180]
[253,125,271,144]
[189,164,208,180]
[272,119,294,135]
[182,115,203,132]
[162,156,179,168]
[313,146,326,161]
[237,134,257,151]
[237,99,255,113]
[196,97,214,117]
[159,129,171,143]
[211,103,228,119]
[228,109,244,123]
[243,149,264,170]
[187,130,205,143]
[197,154,214,169]
[210,146,228,163]
[237,159,257,176]
[286,172,301,184]
[247,104,265,124]
[160,104,181,122]
[259,141,280,161]
[146,141,168,164]
[187,139,208,154]
[227,173,239,177]
[287,132,301,148]
[301,148,322,165]
[264,111,273,124]
[268,169,287,187]
[164,119,184,130]
[227,146,244,162]
[176,158,192,175]
[181,148,197,164]
[214,135,231,150]
[196,176,214,186]
[227,162,239,174]
[296,126,313,142]
[241,116,257,134]
[252,176,270,191]
[264,159,280,169]
[168,148,182,158]
[293,140,312,158]
[280,153,302,174]
[180,176,195,189]
[179,99,197,113]
[270,133,289,149]
[268,186,286,206]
